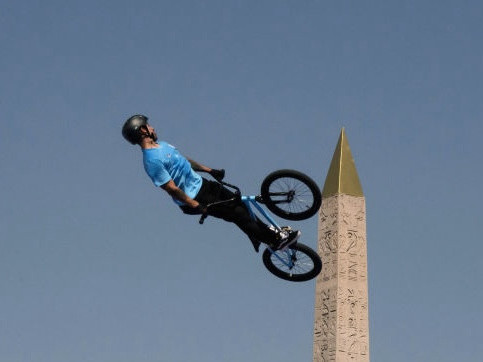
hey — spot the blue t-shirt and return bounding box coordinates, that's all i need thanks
[142,141,203,205]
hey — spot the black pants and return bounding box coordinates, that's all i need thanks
[181,178,278,244]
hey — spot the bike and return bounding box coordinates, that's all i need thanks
[199,169,323,282]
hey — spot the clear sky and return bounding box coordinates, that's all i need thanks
[1,1,482,361]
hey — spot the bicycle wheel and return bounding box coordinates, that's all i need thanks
[262,242,322,282]
[260,169,322,221]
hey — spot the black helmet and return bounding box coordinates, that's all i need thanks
[122,114,148,144]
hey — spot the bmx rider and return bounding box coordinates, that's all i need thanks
[121,114,300,252]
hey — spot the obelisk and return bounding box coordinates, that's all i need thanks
[313,128,370,361]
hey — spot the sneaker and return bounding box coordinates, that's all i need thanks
[275,230,301,250]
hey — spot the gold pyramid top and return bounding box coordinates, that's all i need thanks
[322,128,363,197]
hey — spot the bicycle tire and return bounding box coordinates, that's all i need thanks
[260,169,322,221]
[262,242,322,282]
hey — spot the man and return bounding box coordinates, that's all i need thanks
[122,114,300,252]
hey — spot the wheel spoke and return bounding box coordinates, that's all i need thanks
[261,170,322,222]
[262,242,322,282]
[269,249,315,275]
[268,177,315,214]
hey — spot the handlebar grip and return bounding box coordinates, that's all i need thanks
[199,213,208,224]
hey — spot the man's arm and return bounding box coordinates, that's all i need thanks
[187,157,225,181]
[161,180,201,209]
[187,158,211,173]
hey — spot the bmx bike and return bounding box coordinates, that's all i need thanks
[199,169,323,282]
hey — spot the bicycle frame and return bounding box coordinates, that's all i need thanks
[197,173,322,282]
[198,178,300,268]
[241,196,296,269]
[241,196,281,232]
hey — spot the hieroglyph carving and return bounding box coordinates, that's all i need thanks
[313,195,369,361]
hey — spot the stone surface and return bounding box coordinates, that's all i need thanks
[313,194,370,362]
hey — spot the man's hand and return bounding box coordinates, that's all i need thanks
[162,180,202,209]
[209,169,225,182]
[195,203,208,214]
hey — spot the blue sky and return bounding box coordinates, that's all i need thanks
[1,1,482,361]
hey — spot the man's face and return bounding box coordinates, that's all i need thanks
[143,124,158,141]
